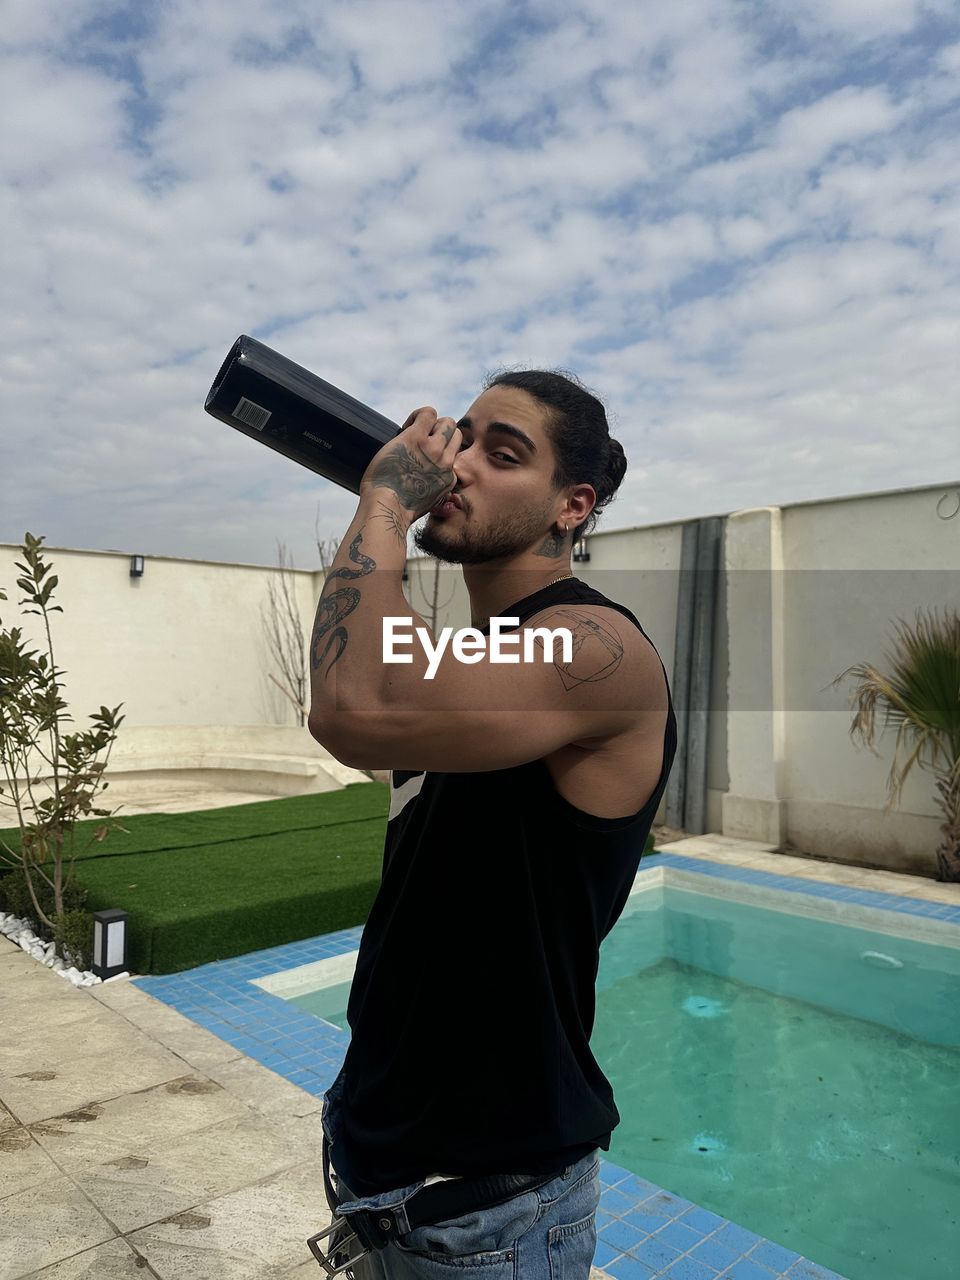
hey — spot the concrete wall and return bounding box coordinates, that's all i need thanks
[780,487,953,873]
[721,484,958,875]
[0,545,321,731]
[3,476,957,874]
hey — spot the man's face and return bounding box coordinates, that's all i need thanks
[412,385,561,565]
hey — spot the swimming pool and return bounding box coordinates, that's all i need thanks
[135,849,960,1280]
[255,865,959,1280]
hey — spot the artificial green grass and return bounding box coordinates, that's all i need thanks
[1,783,658,977]
[0,782,389,861]
[0,784,391,975]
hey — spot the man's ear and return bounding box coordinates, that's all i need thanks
[565,483,596,528]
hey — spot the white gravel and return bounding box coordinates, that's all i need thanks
[0,910,111,986]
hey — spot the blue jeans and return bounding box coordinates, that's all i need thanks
[319,1069,601,1280]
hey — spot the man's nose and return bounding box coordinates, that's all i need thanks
[451,440,477,486]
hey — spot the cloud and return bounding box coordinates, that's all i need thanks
[767,0,954,39]
[0,0,958,574]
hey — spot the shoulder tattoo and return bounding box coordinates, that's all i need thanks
[526,606,624,690]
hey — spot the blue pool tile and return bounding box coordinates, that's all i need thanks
[657,1220,706,1252]
[783,1261,849,1279]
[286,1068,322,1086]
[191,1022,228,1039]
[634,1233,683,1271]
[713,1222,766,1256]
[607,1171,663,1199]
[257,1053,291,1069]
[926,903,958,918]
[645,1189,698,1218]
[901,898,935,913]
[600,1218,648,1255]
[223,1012,266,1027]
[677,1206,727,1236]
[724,1259,780,1279]
[226,1033,260,1048]
[749,1238,804,1272]
[623,1204,671,1234]
[660,1256,722,1280]
[689,1235,741,1272]
[601,1187,641,1217]
[604,1252,658,1280]
[593,1237,628,1270]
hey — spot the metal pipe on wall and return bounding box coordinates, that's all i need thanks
[666,517,722,834]
[665,521,698,830]
[684,516,722,834]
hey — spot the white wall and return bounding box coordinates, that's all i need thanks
[720,483,959,874]
[4,476,957,874]
[779,486,957,871]
[0,544,320,730]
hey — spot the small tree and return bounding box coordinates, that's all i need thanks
[261,539,309,726]
[313,503,342,580]
[261,514,347,727]
[829,606,960,882]
[0,534,126,967]
[405,554,456,634]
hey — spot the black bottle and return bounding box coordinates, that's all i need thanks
[204,335,400,494]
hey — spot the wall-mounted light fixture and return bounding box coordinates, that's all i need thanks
[91,908,129,980]
[130,555,144,577]
[572,535,590,563]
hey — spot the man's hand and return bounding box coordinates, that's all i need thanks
[359,406,461,519]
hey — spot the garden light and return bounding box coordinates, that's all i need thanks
[91,908,129,980]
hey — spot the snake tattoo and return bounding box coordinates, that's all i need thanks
[310,530,376,677]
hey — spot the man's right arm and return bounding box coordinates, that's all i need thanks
[314,603,663,773]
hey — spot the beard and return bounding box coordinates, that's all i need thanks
[412,497,556,565]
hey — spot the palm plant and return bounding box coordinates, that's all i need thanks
[829,606,960,882]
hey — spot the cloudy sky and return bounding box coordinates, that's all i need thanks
[1,0,958,573]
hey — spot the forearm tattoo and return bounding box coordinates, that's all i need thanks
[374,499,409,549]
[368,442,454,512]
[311,530,376,677]
[529,608,623,690]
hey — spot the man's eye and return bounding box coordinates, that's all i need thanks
[493,452,518,464]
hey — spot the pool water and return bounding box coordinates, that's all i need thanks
[288,882,960,1280]
[292,978,352,1032]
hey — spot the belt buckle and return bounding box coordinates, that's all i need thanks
[306,1215,369,1276]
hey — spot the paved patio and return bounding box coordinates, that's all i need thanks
[1,819,956,1279]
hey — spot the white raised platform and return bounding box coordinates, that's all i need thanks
[9,724,376,818]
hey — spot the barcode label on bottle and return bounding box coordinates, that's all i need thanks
[233,397,271,430]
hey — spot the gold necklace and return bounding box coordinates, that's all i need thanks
[549,572,574,586]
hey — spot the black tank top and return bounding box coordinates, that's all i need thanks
[331,576,678,1196]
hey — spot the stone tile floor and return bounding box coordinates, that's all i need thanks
[1,825,956,1279]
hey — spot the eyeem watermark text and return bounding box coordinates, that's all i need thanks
[383,616,574,680]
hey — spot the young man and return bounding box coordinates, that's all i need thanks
[307,371,677,1279]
